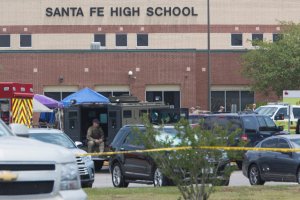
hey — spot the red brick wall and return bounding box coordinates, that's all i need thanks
[0,51,197,107]
[0,50,280,109]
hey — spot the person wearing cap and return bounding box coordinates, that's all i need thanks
[87,118,105,153]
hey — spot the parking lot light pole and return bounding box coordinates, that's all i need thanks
[207,0,211,111]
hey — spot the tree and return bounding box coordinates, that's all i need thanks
[136,117,241,200]
[242,22,300,97]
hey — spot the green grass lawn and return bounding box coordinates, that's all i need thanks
[85,185,300,200]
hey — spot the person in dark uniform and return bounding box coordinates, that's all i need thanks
[87,118,105,153]
[296,119,300,134]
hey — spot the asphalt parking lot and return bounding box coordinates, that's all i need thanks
[92,166,297,188]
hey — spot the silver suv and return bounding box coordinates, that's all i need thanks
[0,120,87,199]
[25,128,95,188]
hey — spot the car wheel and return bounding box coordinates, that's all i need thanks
[248,164,265,185]
[112,163,129,188]
[153,168,168,187]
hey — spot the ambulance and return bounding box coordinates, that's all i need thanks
[255,90,300,133]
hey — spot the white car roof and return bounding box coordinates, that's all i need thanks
[260,105,300,108]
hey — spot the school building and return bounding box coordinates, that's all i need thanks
[0,0,299,111]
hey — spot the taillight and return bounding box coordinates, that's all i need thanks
[240,134,248,141]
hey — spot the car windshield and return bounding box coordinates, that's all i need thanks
[0,120,13,136]
[29,133,76,149]
[255,107,277,117]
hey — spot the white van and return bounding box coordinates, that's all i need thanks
[0,120,87,200]
[255,104,300,133]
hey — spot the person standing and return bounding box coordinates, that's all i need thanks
[252,103,257,111]
[87,118,105,153]
[218,106,225,112]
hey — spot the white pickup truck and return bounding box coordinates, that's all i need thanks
[0,119,87,200]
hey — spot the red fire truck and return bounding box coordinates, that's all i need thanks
[0,82,34,127]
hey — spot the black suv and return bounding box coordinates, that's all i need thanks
[200,113,286,168]
[109,125,231,187]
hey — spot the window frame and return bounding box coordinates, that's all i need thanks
[94,34,106,47]
[251,33,263,46]
[231,33,243,47]
[261,138,277,148]
[276,138,291,149]
[273,33,283,42]
[136,34,149,47]
[116,34,128,47]
[0,34,11,48]
[20,34,32,48]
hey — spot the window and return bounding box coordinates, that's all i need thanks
[275,108,289,119]
[123,110,132,118]
[211,91,254,112]
[94,34,106,47]
[226,91,239,112]
[98,91,129,98]
[293,108,300,119]
[264,116,276,128]
[44,92,75,101]
[273,33,283,42]
[261,139,277,148]
[0,35,10,47]
[251,34,263,46]
[146,91,180,108]
[137,34,148,46]
[20,35,32,47]
[116,34,127,47]
[242,116,258,130]
[231,34,243,46]
[257,116,267,127]
[123,131,144,147]
[277,139,290,149]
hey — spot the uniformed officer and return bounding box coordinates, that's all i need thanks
[87,118,105,153]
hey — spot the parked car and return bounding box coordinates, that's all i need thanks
[0,120,87,199]
[109,124,231,187]
[199,113,286,169]
[242,135,300,185]
[10,124,95,188]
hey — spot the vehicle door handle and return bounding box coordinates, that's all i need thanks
[258,153,262,157]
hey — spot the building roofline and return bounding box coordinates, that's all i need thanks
[0,49,248,54]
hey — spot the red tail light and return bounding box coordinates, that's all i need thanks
[241,134,248,141]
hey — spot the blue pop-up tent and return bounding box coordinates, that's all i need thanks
[61,87,110,107]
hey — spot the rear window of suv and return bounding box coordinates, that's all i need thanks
[204,116,242,133]
[242,116,258,130]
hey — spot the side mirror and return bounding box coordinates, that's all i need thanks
[277,126,284,131]
[75,141,83,148]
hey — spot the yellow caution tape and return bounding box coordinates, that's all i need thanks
[78,146,300,157]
